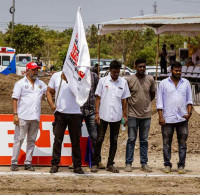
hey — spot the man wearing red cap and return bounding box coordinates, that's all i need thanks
[10,62,47,171]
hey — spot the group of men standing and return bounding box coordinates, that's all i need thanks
[10,59,193,175]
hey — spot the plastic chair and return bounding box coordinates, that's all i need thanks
[184,66,195,79]
[181,66,187,77]
[191,67,200,79]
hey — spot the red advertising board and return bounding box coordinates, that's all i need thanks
[0,115,89,166]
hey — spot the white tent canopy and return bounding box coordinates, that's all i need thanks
[98,13,200,37]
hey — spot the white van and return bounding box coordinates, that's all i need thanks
[146,66,161,77]
[16,54,32,75]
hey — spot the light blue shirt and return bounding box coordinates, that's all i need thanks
[156,77,193,124]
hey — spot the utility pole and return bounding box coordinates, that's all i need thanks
[153,1,157,14]
[10,0,15,44]
[140,10,144,16]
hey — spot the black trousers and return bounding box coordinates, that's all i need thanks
[92,119,121,167]
[160,60,167,74]
[161,121,188,168]
[51,111,82,168]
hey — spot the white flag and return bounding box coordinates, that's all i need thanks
[62,7,91,106]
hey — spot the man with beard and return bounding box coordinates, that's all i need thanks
[10,62,47,171]
[124,59,155,173]
[156,62,193,174]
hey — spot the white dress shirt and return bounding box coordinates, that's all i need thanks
[12,76,47,121]
[48,71,81,114]
[95,74,131,122]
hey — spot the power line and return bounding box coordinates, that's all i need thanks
[0,20,97,31]
[0,21,97,29]
[173,0,200,3]
[0,21,99,24]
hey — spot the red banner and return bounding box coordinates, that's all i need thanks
[0,114,89,166]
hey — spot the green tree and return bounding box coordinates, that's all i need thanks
[2,22,198,71]
[108,28,156,67]
[38,28,73,70]
[0,31,6,46]
[4,24,44,55]
[137,46,156,65]
[87,24,98,48]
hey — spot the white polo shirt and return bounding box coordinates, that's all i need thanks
[48,71,81,114]
[12,76,47,121]
[95,74,131,122]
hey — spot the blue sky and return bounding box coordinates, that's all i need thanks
[0,0,200,32]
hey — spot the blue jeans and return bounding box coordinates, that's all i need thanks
[126,117,151,165]
[82,114,97,151]
[161,121,188,168]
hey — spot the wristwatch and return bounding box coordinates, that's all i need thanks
[13,113,18,115]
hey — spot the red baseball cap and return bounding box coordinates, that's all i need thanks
[26,62,40,71]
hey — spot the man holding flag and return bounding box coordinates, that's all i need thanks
[47,7,91,174]
[62,7,91,106]
[47,72,84,174]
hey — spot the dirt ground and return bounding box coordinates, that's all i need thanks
[0,174,199,195]
[0,74,200,194]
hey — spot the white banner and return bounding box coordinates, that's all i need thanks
[62,7,91,106]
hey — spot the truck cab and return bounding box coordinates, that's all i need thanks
[0,47,16,75]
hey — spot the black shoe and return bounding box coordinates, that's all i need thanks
[98,162,105,169]
[106,165,119,173]
[74,167,84,174]
[68,163,74,169]
[91,165,98,173]
[24,164,35,171]
[50,165,59,173]
[10,164,18,171]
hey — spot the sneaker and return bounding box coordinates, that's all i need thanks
[106,165,119,173]
[10,164,18,171]
[98,162,105,169]
[91,165,98,173]
[178,166,186,174]
[74,167,84,174]
[68,163,74,169]
[24,164,35,171]
[141,164,152,172]
[124,164,132,172]
[163,166,171,173]
[50,165,59,173]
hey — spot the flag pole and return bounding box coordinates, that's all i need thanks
[55,54,66,106]
[98,24,101,76]
[155,34,159,81]
[55,76,63,106]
